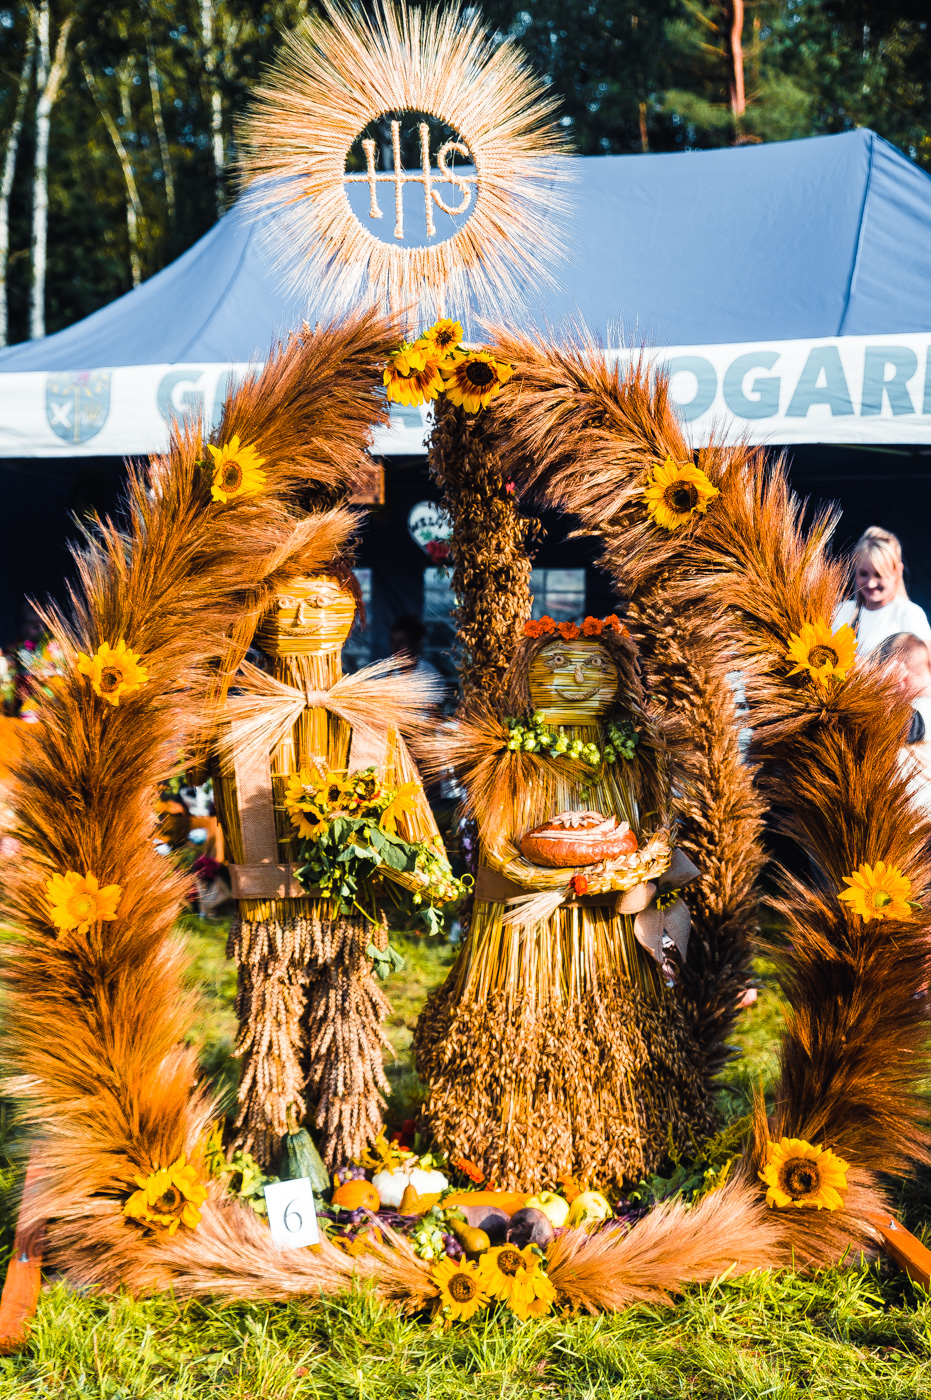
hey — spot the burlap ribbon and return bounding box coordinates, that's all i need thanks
[222,657,443,899]
[615,847,700,965]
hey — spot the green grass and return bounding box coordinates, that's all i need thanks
[2,929,931,1397]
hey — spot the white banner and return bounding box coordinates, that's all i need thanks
[1,332,931,456]
[0,361,430,458]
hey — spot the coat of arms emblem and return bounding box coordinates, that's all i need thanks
[46,371,111,444]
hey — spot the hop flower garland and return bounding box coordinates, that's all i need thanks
[383,318,514,414]
[504,711,640,764]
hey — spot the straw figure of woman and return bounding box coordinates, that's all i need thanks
[216,570,448,1171]
[416,619,708,1191]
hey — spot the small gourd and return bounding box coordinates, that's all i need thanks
[281,1129,330,1196]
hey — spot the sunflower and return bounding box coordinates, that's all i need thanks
[838,860,916,922]
[284,769,330,838]
[383,341,445,407]
[432,1257,489,1323]
[478,1244,555,1318]
[643,457,720,531]
[509,1269,557,1320]
[320,770,354,809]
[46,870,121,935]
[208,435,267,504]
[441,351,514,413]
[379,781,420,834]
[785,619,856,686]
[759,1137,848,1210]
[76,639,149,707]
[422,318,463,358]
[123,1153,207,1235]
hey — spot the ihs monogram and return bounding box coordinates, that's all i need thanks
[344,118,476,240]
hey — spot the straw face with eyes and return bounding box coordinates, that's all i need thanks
[528,639,619,725]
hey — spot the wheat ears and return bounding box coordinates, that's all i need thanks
[237,0,572,324]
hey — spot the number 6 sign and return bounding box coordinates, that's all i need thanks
[263,1177,320,1250]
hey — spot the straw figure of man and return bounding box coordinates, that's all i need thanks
[416,620,709,1191]
[216,570,450,1171]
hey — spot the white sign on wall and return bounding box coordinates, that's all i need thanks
[3,333,931,457]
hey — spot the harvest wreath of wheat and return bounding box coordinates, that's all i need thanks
[1,0,930,1342]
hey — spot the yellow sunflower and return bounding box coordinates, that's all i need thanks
[76,639,149,707]
[383,342,445,407]
[208,434,267,504]
[379,781,420,835]
[422,318,463,358]
[785,619,856,686]
[441,351,514,413]
[284,769,329,839]
[838,860,916,922]
[759,1136,848,1211]
[46,870,121,935]
[476,1244,556,1319]
[643,457,720,531]
[123,1153,207,1235]
[509,1269,557,1320]
[432,1256,489,1323]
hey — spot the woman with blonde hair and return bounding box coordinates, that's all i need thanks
[835,526,931,655]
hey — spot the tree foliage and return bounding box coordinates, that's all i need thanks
[0,0,930,342]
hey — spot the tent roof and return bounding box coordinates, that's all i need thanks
[2,128,930,373]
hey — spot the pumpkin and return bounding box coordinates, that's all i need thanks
[372,1165,449,1208]
[331,1178,380,1212]
[519,811,638,868]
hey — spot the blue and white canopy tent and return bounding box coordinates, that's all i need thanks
[2,128,931,458]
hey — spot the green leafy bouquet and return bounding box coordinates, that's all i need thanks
[283,764,469,939]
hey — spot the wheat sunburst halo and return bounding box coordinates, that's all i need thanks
[237,0,573,325]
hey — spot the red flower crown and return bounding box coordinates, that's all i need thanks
[523,614,628,641]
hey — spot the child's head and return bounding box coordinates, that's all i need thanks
[876,631,931,699]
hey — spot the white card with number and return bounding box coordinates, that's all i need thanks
[263,1177,320,1250]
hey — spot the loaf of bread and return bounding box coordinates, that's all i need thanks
[519,811,638,867]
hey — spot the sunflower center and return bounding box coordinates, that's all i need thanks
[68,893,97,920]
[496,1248,525,1276]
[448,1272,477,1302]
[153,1185,183,1215]
[435,330,456,350]
[664,482,699,514]
[872,890,893,909]
[807,645,838,669]
[221,460,244,492]
[780,1159,821,1199]
[98,666,123,694]
[465,361,497,388]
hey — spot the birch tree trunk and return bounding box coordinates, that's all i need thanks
[200,0,224,212]
[81,56,144,287]
[146,27,176,226]
[0,15,36,347]
[30,4,73,341]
